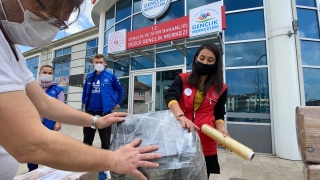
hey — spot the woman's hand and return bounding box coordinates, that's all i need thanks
[176,116,200,132]
[215,121,229,149]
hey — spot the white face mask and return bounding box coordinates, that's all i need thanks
[40,74,54,82]
[95,64,105,72]
[0,0,59,47]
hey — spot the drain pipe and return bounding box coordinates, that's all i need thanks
[290,0,305,106]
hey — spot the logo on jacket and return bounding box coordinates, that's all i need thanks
[92,80,101,93]
[104,78,109,83]
[51,90,56,95]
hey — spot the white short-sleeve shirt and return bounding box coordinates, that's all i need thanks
[0,32,35,179]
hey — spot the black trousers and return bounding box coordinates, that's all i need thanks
[83,110,111,149]
[205,154,220,179]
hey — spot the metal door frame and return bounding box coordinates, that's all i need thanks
[128,66,184,114]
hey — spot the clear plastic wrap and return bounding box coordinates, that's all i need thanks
[110,110,207,180]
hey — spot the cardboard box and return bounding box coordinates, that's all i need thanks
[303,163,320,180]
[296,106,320,163]
[14,167,98,180]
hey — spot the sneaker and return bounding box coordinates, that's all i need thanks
[105,171,111,179]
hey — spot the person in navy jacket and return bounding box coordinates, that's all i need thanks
[82,54,124,150]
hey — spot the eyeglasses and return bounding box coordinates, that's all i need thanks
[36,0,69,30]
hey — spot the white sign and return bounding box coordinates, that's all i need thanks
[189,1,222,37]
[108,29,127,53]
[141,0,171,19]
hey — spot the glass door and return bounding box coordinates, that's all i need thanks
[129,68,183,114]
[131,73,154,114]
[155,69,182,111]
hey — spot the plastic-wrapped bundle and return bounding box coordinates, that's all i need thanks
[110,110,207,180]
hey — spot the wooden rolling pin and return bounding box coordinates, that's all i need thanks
[201,124,255,161]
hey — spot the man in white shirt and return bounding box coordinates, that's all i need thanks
[0,1,161,180]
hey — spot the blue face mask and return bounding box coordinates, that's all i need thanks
[195,61,215,75]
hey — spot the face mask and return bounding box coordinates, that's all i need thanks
[0,0,59,47]
[40,74,54,82]
[95,64,105,72]
[195,61,215,75]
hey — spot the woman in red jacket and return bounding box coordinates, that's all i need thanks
[165,43,229,179]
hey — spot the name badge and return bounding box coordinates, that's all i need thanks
[184,88,192,96]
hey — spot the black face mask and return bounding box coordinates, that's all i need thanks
[195,61,215,75]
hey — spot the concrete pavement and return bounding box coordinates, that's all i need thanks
[16,124,305,180]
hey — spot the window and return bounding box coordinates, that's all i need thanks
[157,0,185,23]
[85,39,98,73]
[225,41,267,67]
[53,47,71,103]
[296,0,316,7]
[224,0,263,11]
[187,0,220,13]
[156,50,184,68]
[116,0,132,22]
[303,68,320,106]
[119,77,129,110]
[133,13,154,30]
[300,41,320,66]
[52,47,71,86]
[226,68,270,114]
[296,1,320,106]
[105,5,115,31]
[186,47,197,71]
[131,56,154,70]
[26,56,39,79]
[115,17,131,32]
[139,90,145,96]
[86,39,98,57]
[297,8,320,39]
[133,0,141,13]
[114,60,130,77]
[225,10,266,42]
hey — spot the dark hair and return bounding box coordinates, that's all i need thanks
[37,0,85,25]
[93,54,106,62]
[187,43,223,95]
[39,64,54,72]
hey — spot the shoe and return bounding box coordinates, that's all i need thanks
[105,171,111,179]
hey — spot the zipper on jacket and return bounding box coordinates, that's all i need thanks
[192,91,205,122]
[206,96,217,105]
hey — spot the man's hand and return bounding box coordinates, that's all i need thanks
[112,104,120,110]
[96,112,130,129]
[112,138,161,180]
[176,116,200,132]
[54,122,61,131]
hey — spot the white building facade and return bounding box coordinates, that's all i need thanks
[23,0,320,160]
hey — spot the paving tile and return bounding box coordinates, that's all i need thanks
[262,172,287,180]
[295,161,304,170]
[280,167,304,180]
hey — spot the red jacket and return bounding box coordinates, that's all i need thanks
[178,73,227,156]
